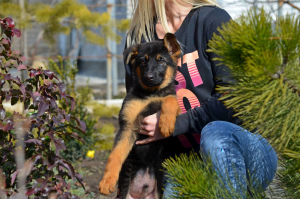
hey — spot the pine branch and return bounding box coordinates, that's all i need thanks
[209,7,300,159]
[271,56,288,79]
[163,153,267,198]
[282,0,300,12]
[283,77,300,97]
[271,57,300,97]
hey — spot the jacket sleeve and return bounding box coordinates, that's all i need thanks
[172,8,242,137]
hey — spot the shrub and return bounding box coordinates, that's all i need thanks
[0,17,85,198]
[47,57,96,162]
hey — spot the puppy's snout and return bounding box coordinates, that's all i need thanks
[146,73,154,81]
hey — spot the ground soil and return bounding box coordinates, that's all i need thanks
[79,150,118,199]
[77,116,119,199]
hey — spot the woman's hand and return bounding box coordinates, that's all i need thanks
[136,110,166,145]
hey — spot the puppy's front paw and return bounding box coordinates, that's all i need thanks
[159,114,175,137]
[99,173,117,195]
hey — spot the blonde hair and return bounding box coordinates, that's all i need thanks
[127,0,218,46]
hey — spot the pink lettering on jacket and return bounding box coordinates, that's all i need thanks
[175,51,202,111]
[183,51,203,87]
[175,51,203,147]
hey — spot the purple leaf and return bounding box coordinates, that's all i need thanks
[54,139,66,154]
[11,75,21,82]
[29,154,42,166]
[70,132,79,138]
[17,64,27,71]
[64,114,70,122]
[33,92,41,107]
[79,121,86,132]
[0,121,14,131]
[37,99,49,117]
[50,99,58,110]
[75,173,85,189]
[71,116,86,132]
[5,93,11,101]
[4,74,12,81]
[53,116,59,125]
[12,28,21,37]
[11,170,18,185]
[48,158,59,171]
[33,92,40,97]
[43,70,55,80]
[26,179,47,196]
[69,132,85,143]
[57,82,66,94]
[29,70,36,78]
[47,131,66,155]
[29,69,42,78]
[58,160,76,180]
[25,139,42,146]
[68,96,75,111]
[26,188,37,196]
[4,17,14,28]
[6,123,14,131]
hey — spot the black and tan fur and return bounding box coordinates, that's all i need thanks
[99,33,181,198]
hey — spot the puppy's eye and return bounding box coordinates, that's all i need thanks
[157,57,165,64]
[140,58,146,65]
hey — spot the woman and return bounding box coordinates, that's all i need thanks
[125,0,278,198]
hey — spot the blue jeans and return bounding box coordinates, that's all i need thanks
[164,121,278,198]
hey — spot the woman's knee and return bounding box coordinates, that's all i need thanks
[200,121,242,155]
[201,122,228,154]
[202,121,242,135]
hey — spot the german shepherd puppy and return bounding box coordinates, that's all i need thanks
[99,33,181,199]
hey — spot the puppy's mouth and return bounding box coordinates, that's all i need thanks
[141,76,163,87]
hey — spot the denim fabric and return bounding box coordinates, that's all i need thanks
[163,121,278,199]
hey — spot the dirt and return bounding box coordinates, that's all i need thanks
[79,150,118,199]
[75,115,119,199]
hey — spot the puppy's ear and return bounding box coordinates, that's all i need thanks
[123,45,139,77]
[163,33,181,58]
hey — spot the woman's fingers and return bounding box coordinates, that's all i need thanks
[136,137,155,145]
[141,117,152,125]
[137,111,163,145]
[139,129,150,135]
[140,125,153,132]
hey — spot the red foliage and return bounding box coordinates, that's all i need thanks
[0,17,85,198]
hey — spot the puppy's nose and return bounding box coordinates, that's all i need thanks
[146,74,154,81]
